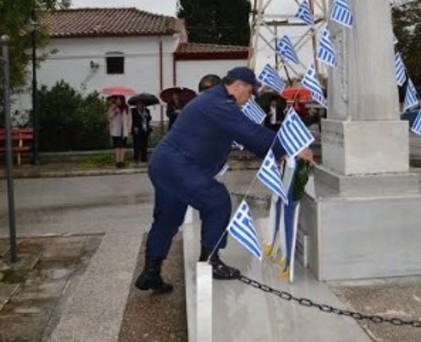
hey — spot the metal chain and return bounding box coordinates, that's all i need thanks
[238,274,421,328]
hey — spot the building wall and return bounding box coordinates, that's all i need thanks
[175,59,247,92]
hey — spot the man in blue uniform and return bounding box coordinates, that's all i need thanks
[135,67,315,293]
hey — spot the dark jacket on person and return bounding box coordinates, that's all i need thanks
[131,107,152,135]
[166,101,184,130]
[160,84,286,176]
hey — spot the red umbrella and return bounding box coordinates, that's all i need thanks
[160,87,197,104]
[280,86,312,101]
[101,86,136,97]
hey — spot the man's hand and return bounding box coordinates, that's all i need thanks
[297,148,316,166]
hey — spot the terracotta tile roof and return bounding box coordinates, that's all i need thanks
[175,43,249,60]
[41,8,180,38]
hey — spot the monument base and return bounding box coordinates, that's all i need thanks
[300,178,421,281]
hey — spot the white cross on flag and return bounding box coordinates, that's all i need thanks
[302,63,327,108]
[227,200,262,260]
[330,0,353,28]
[295,0,314,27]
[317,25,338,68]
[257,64,286,93]
[403,78,419,112]
[257,149,288,204]
[276,35,300,65]
[241,99,266,124]
[277,107,315,158]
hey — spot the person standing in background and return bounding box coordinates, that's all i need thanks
[108,95,131,168]
[131,99,152,163]
[166,92,185,130]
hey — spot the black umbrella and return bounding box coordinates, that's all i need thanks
[128,93,160,106]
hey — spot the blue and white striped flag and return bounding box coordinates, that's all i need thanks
[241,99,266,124]
[317,25,338,68]
[404,78,419,111]
[257,149,288,204]
[295,0,314,27]
[227,200,262,260]
[302,63,327,107]
[278,107,315,158]
[411,108,421,136]
[276,35,300,65]
[257,64,286,93]
[330,0,353,28]
[395,52,406,87]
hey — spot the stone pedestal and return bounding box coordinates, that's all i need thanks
[299,0,421,280]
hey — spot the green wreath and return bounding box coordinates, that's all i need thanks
[292,159,313,202]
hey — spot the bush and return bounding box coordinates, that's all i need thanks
[38,80,109,151]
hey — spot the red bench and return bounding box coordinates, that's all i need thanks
[0,128,34,166]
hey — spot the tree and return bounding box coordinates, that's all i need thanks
[178,0,251,46]
[392,0,421,94]
[0,0,71,89]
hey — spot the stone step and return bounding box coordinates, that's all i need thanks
[183,217,371,342]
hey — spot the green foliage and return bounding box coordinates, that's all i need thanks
[392,0,421,96]
[0,0,70,89]
[38,80,110,151]
[149,124,167,147]
[293,159,312,202]
[80,154,114,168]
[178,0,251,46]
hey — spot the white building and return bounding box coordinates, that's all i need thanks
[17,7,249,123]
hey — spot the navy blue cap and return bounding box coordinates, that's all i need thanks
[226,67,260,95]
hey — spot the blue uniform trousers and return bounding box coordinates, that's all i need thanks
[146,142,231,260]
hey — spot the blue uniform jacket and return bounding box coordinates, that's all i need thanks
[160,84,286,176]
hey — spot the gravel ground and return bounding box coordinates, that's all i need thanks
[118,232,187,342]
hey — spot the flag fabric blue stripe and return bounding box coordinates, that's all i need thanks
[404,79,419,111]
[257,150,289,204]
[395,52,406,87]
[411,109,421,135]
[295,0,314,27]
[276,35,300,65]
[330,0,353,28]
[302,63,327,107]
[277,107,314,158]
[317,25,338,68]
[257,64,286,93]
[241,99,266,124]
[227,200,262,260]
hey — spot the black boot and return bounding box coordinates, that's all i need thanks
[199,246,240,280]
[135,257,173,294]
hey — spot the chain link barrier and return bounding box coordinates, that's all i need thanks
[238,274,421,328]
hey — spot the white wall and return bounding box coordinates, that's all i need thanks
[175,59,248,92]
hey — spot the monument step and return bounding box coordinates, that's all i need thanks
[183,217,371,342]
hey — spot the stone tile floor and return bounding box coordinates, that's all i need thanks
[0,234,103,341]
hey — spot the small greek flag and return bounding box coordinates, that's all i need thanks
[257,64,286,93]
[330,0,353,28]
[295,0,314,27]
[278,107,315,158]
[317,25,338,68]
[276,35,300,65]
[227,200,262,260]
[411,108,421,136]
[395,52,406,87]
[403,78,419,112]
[241,99,266,124]
[302,63,327,107]
[257,149,288,204]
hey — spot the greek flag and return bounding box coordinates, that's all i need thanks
[302,63,327,107]
[227,200,262,260]
[330,0,353,28]
[411,109,421,136]
[276,35,300,65]
[403,78,419,111]
[257,149,288,204]
[395,52,406,87]
[278,107,315,158]
[295,0,314,27]
[241,99,266,124]
[317,25,338,68]
[257,64,286,93]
